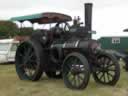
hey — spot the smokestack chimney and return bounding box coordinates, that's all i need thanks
[85,3,93,38]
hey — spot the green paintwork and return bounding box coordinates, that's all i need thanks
[98,37,128,51]
[10,13,42,22]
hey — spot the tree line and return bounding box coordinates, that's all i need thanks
[0,20,34,39]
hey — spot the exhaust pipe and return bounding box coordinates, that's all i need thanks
[85,3,93,38]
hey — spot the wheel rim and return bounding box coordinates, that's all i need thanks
[94,55,118,84]
[63,56,87,88]
[16,42,38,79]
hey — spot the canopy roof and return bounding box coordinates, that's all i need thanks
[10,12,72,24]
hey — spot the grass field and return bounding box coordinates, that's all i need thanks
[0,64,128,96]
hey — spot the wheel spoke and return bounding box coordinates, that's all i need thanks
[106,72,111,81]
[107,72,113,77]
[66,58,72,64]
[103,72,106,82]
[77,74,84,81]
[106,58,111,66]
[99,72,104,80]
[28,52,35,60]
[76,75,81,86]
[107,68,116,72]
[101,57,105,63]
[28,69,32,76]
[103,58,106,68]
[65,64,71,74]
[74,76,77,86]
[73,58,78,64]
[96,70,101,76]
[70,75,75,85]
[107,63,115,68]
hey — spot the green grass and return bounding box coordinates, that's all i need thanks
[0,64,128,96]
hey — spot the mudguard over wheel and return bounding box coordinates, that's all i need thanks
[15,40,45,81]
[62,52,90,90]
[92,52,120,85]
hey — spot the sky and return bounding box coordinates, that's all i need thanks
[0,0,128,39]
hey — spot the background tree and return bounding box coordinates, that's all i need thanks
[0,20,35,39]
[17,27,34,36]
[0,20,18,38]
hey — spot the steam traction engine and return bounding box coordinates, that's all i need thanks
[13,3,120,90]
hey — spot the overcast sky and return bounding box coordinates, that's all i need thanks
[0,0,128,39]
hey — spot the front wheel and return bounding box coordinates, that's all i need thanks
[92,52,120,85]
[62,52,90,90]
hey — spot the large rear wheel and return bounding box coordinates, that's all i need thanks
[15,40,45,81]
[62,52,90,90]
